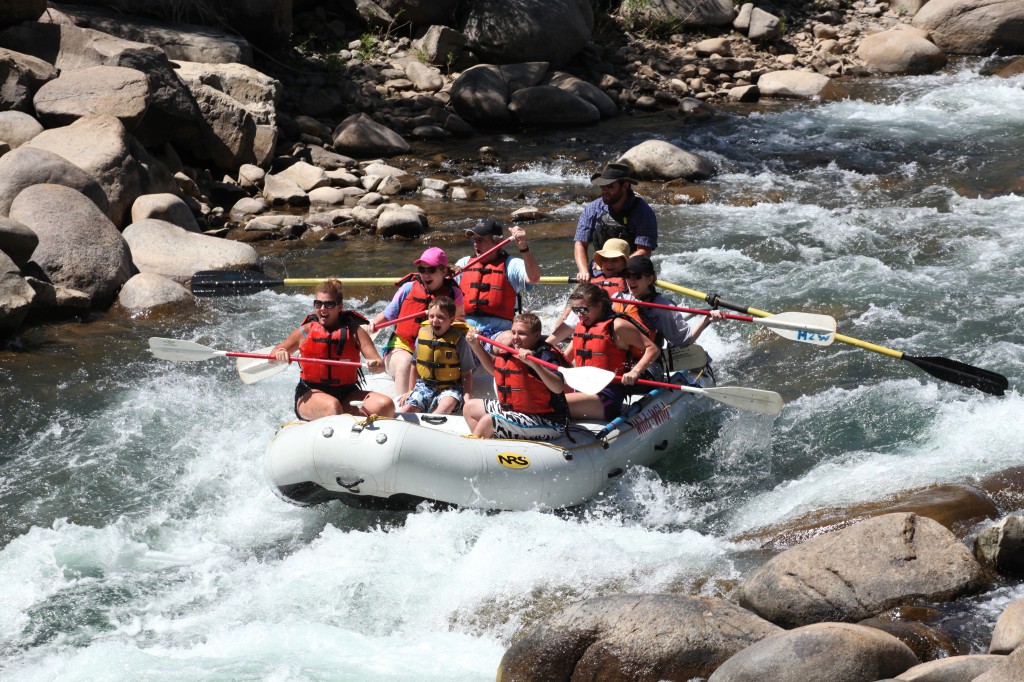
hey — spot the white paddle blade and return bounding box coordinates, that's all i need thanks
[148,337,223,361]
[559,365,616,395]
[667,343,709,371]
[701,386,784,415]
[237,347,292,384]
[755,312,836,346]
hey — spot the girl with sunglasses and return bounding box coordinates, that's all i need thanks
[272,279,395,421]
[370,247,465,397]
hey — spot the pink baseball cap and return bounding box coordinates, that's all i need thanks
[414,246,448,267]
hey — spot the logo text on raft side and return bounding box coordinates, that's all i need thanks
[497,453,530,469]
[632,405,671,438]
[796,330,833,343]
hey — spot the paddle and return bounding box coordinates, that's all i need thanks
[477,335,615,395]
[190,237,515,297]
[613,296,836,345]
[148,337,362,372]
[656,280,1009,396]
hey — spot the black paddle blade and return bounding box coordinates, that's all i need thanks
[190,270,285,297]
[905,355,1009,396]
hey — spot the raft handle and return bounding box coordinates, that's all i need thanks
[421,415,449,425]
[607,468,624,479]
[336,476,365,491]
[654,440,669,451]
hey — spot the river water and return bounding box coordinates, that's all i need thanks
[1,60,1022,680]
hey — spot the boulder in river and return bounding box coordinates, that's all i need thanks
[619,140,717,182]
[738,513,986,628]
[122,218,259,280]
[989,599,1024,654]
[912,0,1024,56]
[0,250,34,332]
[117,272,195,311]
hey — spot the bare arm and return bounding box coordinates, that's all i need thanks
[355,326,384,373]
[573,241,591,283]
[630,245,653,259]
[615,319,660,385]
[465,327,496,375]
[272,325,307,363]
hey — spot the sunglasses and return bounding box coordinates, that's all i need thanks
[571,306,589,315]
[312,300,338,309]
[417,266,440,274]
[624,272,645,280]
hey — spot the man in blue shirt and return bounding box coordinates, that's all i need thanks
[573,161,658,283]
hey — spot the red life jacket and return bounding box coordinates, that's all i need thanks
[393,275,460,348]
[591,273,628,298]
[460,254,517,320]
[299,311,368,386]
[494,343,570,416]
[571,315,630,374]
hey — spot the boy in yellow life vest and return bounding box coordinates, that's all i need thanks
[397,296,475,414]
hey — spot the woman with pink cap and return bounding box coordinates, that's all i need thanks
[370,247,465,397]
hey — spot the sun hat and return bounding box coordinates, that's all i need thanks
[414,246,448,267]
[590,161,637,186]
[593,238,630,265]
[625,255,656,277]
[465,218,503,237]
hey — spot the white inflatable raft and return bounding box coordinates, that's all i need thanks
[263,365,719,511]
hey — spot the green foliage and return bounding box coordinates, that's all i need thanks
[357,33,376,61]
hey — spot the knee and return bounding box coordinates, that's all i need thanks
[365,393,395,417]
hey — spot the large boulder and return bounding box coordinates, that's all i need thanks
[376,0,460,28]
[0,46,58,112]
[0,146,109,218]
[122,218,258,280]
[542,71,619,118]
[450,64,514,125]
[48,3,252,64]
[619,140,717,182]
[974,646,1024,681]
[975,515,1024,577]
[11,184,134,307]
[707,623,919,681]
[32,65,151,129]
[116,272,194,311]
[0,215,38,267]
[894,654,1005,680]
[130,193,200,232]
[913,0,1024,55]
[332,113,410,158]
[462,0,593,68]
[509,86,601,126]
[0,0,45,25]
[26,115,144,228]
[989,599,1024,654]
[738,513,986,628]
[498,593,783,682]
[757,70,850,100]
[0,250,34,333]
[171,60,281,125]
[858,26,947,75]
[0,110,43,148]
[621,0,735,28]
[186,83,258,169]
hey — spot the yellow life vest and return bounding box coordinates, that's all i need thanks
[415,321,470,388]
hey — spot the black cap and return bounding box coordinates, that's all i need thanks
[625,255,656,277]
[465,218,503,237]
[590,161,637,186]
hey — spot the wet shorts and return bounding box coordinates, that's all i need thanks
[596,384,628,421]
[406,379,463,413]
[483,399,565,441]
[294,381,359,419]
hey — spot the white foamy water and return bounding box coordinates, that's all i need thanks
[2,62,1023,678]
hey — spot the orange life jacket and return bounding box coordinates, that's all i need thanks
[298,311,368,386]
[460,254,517,320]
[394,275,460,348]
[591,273,628,298]
[494,343,570,416]
[571,315,630,374]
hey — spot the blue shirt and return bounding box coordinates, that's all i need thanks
[574,192,658,250]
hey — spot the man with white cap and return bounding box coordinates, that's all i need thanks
[573,161,658,283]
[454,218,541,339]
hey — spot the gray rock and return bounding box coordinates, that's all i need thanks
[229,196,269,220]
[0,110,43,148]
[32,65,150,129]
[619,140,716,181]
[0,215,37,266]
[542,71,619,118]
[708,622,920,681]
[739,513,986,628]
[376,208,426,238]
[0,250,34,333]
[499,593,782,682]
[913,0,1024,55]
[990,599,1024,654]
[463,0,593,68]
[24,277,90,318]
[262,173,309,206]
[404,60,444,92]
[332,113,410,158]
[187,83,258,169]
[122,218,258,280]
[757,70,850,100]
[509,86,601,126]
[450,65,512,125]
[275,161,330,192]
[748,8,782,41]
[974,645,1024,681]
[26,115,143,228]
[858,27,947,75]
[130,193,199,232]
[171,60,281,125]
[0,146,109,217]
[975,515,1024,577]
[12,184,134,307]
[895,654,1006,680]
[414,24,466,67]
[0,47,57,113]
[117,272,194,310]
